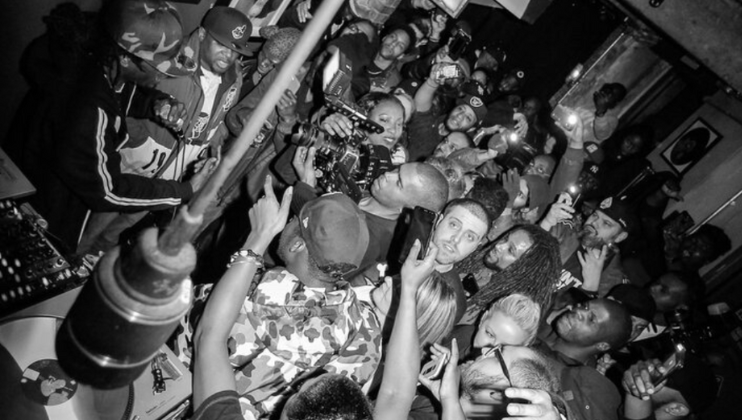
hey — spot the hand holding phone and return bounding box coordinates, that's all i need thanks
[551,104,579,131]
[622,344,685,400]
[436,63,462,81]
[421,351,450,380]
[399,207,438,262]
[650,343,686,385]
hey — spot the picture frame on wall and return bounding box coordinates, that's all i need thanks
[661,118,723,175]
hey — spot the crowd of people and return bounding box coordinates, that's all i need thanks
[6,0,735,419]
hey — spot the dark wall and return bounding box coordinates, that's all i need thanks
[460,0,621,100]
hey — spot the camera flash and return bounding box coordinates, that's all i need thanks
[569,185,578,194]
[508,132,519,142]
[567,114,578,126]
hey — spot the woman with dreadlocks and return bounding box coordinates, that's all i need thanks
[456,224,561,324]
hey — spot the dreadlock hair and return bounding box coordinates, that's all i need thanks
[459,224,560,314]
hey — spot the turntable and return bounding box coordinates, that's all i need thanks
[0,289,192,420]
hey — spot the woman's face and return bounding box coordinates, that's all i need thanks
[366,100,405,149]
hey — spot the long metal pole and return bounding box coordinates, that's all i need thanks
[158,0,345,254]
[686,187,742,235]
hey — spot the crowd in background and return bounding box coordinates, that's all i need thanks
[4,0,735,419]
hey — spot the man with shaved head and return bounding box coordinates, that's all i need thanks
[293,153,449,284]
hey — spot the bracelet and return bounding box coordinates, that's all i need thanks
[228,249,265,269]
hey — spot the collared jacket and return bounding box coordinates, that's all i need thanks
[121,30,243,180]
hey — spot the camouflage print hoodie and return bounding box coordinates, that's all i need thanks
[225,269,382,419]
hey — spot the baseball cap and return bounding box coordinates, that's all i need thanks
[608,284,656,321]
[457,93,487,124]
[596,196,635,233]
[583,162,601,177]
[202,6,252,56]
[299,193,370,276]
[103,0,193,76]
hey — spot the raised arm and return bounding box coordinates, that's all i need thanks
[192,176,292,408]
[374,241,439,420]
[415,62,445,113]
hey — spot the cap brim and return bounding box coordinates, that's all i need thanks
[210,31,253,57]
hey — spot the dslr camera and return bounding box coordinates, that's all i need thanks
[291,50,393,203]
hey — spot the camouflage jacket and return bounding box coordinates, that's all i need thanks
[226,269,382,419]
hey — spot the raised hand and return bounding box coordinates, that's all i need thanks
[540,193,575,231]
[513,112,529,138]
[296,0,312,23]
[247,176,293,251]
[292,146,317,187]
[321,113,355,138]
[401,240,439,291]
[418,339,459,402]
[578,244,607,293]
[502,169,522,208]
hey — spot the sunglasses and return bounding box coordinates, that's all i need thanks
[482,345,513,387]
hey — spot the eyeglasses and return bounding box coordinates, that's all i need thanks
[482,345,513,387]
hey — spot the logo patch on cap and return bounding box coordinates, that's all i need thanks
[470,97,484,108]
[232,24,246,39]
[586,144,598,153]
[302,216,309,228]
[600,197,612,209]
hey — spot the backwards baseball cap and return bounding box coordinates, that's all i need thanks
[608,284,656,321]
[103,0,192,76]
[202,6,252,56]
[596,196,635,233]
[299,193,370,276]
[457,93,487,124]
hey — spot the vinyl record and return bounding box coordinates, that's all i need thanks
[0,316,131,420]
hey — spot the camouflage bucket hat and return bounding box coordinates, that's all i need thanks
[104,0,193,76]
